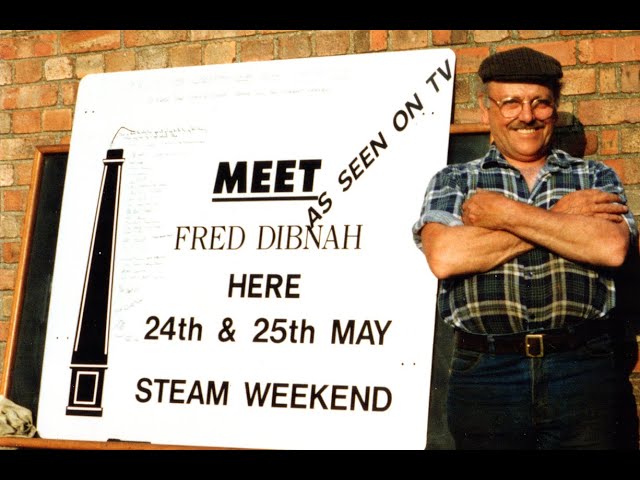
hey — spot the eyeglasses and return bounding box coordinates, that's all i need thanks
[487,96,556,120]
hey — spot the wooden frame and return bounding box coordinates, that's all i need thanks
[1,145,68,398]
[449,123,490,135]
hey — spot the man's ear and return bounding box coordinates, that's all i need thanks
[478,94,490,125]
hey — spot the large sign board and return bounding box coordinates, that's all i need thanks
[37,49,455,449]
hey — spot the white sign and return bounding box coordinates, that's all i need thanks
[37,48,455,449]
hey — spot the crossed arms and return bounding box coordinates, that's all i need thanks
[421,189,631,279]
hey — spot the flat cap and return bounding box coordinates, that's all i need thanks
[478,47,563,85]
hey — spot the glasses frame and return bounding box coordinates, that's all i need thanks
[487,96,556,120]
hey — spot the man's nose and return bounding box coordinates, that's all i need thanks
[518,101,535,122]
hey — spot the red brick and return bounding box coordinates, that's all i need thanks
[203,42,236,65]
[578,98,640,125]
[13,162,32,186]
[135,48,168,71]
[619,158,640,184]
[2,241,21,263]
[390,30,428,51]
[61,82,79,105]
[599,67,618,94]
[561,68,596,95]
[454,77,473,104]
[60,30,120,53]
[0,33,56,60]
[12,110,40,134]
[1,84,58,110]
[3,189,28,211]
[75,54,105,78]
[0,269,15,290]
[431,30,469,46]
[560,30,595,36]
[240,38,274,62]
[168,44,202,67]
[600,129,619,155]
[0,320,9,342]
[2,295,13,319]
[622,65,640,93]
[0,138,37,161]
[432,31,453,45]
[578,36,640,63]
[278,33,312,60]
[621,127,640,153]
[453,46,490,75]
[190,30,255,41]
[453,106,483,125]
[518,30,554,39]
[42,108,73,132]
[474,30,510,43]
[604,158,640,184]
[14,59,43,84]
[370,30,388,51]
[315,31,350,57]
[124,30,188,48]
[105,51,136,72]
[354,30,387,52]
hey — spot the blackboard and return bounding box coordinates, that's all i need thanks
[425,124,490,450]
[1,145,68,420]
[0,124,491,450]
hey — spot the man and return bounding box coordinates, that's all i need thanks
[412,47,639,450]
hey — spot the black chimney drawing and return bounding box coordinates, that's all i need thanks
[66,148,124,417]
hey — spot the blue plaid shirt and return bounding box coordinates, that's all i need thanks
[412,145,638,334]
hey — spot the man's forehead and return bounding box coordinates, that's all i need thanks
[487,81,553,97]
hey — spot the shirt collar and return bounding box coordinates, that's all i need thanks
[480,145,584,170]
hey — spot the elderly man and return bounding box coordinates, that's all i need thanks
[413,47,639,450]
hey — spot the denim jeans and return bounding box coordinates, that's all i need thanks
[446,332,639,450]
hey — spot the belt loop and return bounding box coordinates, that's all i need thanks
[486,335,495,354]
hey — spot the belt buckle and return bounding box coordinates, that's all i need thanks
[525,334,544,358]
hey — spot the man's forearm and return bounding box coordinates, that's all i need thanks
[499,201,629,266]
[421,222,534,278]
[463,191,630,267]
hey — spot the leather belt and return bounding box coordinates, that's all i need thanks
[454,320,614,358]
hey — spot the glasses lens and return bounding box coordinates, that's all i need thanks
[494,98,555,119]
[499,99,522,118]
[531,99,554,120]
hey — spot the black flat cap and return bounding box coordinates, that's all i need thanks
[479,47,563,85]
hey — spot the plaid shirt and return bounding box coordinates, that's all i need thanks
[412,146,638,334]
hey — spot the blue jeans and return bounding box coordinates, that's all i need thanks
[446,332,639,450]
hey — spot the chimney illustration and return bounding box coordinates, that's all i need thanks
[66,148,124,417]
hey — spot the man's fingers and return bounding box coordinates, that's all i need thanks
[594,202,628,214]
[585,190,623,204]
[595,213,625,223]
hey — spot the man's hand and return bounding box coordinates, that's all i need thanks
[551,189,628,223]
[461,190,516,229]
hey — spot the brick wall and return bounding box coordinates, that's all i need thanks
[1,29,639,424]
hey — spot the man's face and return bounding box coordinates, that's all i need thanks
[480,81,557,165]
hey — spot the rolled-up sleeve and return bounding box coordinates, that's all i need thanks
[412,167,466,251]
[595,163,639,244]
